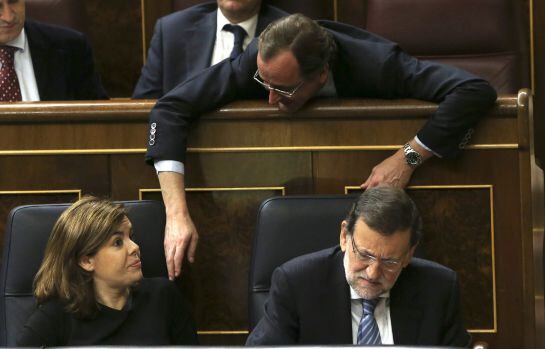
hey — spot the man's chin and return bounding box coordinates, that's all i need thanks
[277,101,299,113]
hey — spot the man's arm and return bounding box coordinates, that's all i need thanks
[441,273,472,347]
[363,50,497,188]
[246,267,299,345]
[158,171,198,280]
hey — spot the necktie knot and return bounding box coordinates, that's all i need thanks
[0,46,16,66]
[223,24,247,59]
[362,298,379,315]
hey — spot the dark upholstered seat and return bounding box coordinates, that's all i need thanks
[364,0,529,93]
[248,195,357,330]
[0,200,166,346]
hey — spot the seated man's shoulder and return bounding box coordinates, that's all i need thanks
[160,2,218,26]
[405,257,457,284]
[25,20,87,46]
[279,246,341,278]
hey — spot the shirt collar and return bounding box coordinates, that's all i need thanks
[349,285,390,300]
[5,27,25,51]
[217,7,258,39]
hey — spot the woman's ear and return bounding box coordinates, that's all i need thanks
[78,255,95,272]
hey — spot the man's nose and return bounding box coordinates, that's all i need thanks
[366,261,381,280]
[268,89,281,105]
[0,6,15,22]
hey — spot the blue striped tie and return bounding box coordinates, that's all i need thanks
[357,298,382,345]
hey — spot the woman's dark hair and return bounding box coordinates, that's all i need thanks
[33,196,126,318]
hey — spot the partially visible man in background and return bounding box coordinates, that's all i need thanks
[132,0,287,99]
[0,0,107,101]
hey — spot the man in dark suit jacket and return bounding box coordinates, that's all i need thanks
[0,0,106,101]
[132,0,287,99]
[144,13,497,282]
[24,20,107,100]
[246,187,471,346]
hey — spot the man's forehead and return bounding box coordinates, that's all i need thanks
[257,50,302,86]
[353,218,411,246]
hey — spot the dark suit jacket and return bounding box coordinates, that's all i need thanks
[132,2,287,99]
[146,20,496,165]
[246,246,471,346]
[25,20,107,101]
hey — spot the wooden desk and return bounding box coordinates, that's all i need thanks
[0,91,542,348]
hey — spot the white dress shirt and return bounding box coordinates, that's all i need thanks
[154,9,259,175]
[4,28,40,101]
[349,286,394,345]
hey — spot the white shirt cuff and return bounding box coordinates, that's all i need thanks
[414,136,441,158]
[154,160,185,175]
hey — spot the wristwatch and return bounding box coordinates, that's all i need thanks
[403,143,423,168]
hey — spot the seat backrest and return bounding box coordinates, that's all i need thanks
[25,0,88,34]
[364,0,529,93]
[248,195,356,329]
[0,200,166,346]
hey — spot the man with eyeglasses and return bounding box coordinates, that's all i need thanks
[145,13,496,281]
[246,186,471,346]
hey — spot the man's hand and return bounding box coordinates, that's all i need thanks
[164,210,198,280]
[361,140,433,189]
[158,171,198,280]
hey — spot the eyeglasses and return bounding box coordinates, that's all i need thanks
[253,70,305,98]
[350,236,405,273]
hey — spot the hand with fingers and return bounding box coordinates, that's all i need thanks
[164,212,198,280]
[361,149,415,189]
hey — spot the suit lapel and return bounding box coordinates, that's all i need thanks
[185,10,216,74]
[25,21,64,100]
[390,266,424,344]
[320,249,353,344]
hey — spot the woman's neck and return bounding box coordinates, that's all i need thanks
[94,282,130,310]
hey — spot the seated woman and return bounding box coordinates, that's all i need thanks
[17,196,198,346]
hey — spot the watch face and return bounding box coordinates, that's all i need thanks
[406,152,421,166]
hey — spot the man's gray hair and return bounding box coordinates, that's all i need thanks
[258,13,337,78]
[345,187,422,246]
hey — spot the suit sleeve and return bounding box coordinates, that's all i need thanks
[145,41,260,165]
[133,19,165,99]
[246,266,300,345]
[441,273,471,347]
[383,49,497,158]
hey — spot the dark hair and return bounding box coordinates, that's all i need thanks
[345,187,422,246]
[258,13,337,78]
[33,196,127,318]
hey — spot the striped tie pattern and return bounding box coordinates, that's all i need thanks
[223,24,247,59]
[357,298,382,345]
[0,46,21,102]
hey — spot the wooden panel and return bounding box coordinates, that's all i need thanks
[85,0,142,97]
[0,95,540,348]
[141,189,283,331]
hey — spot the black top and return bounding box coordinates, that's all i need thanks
[16,278,198,346]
